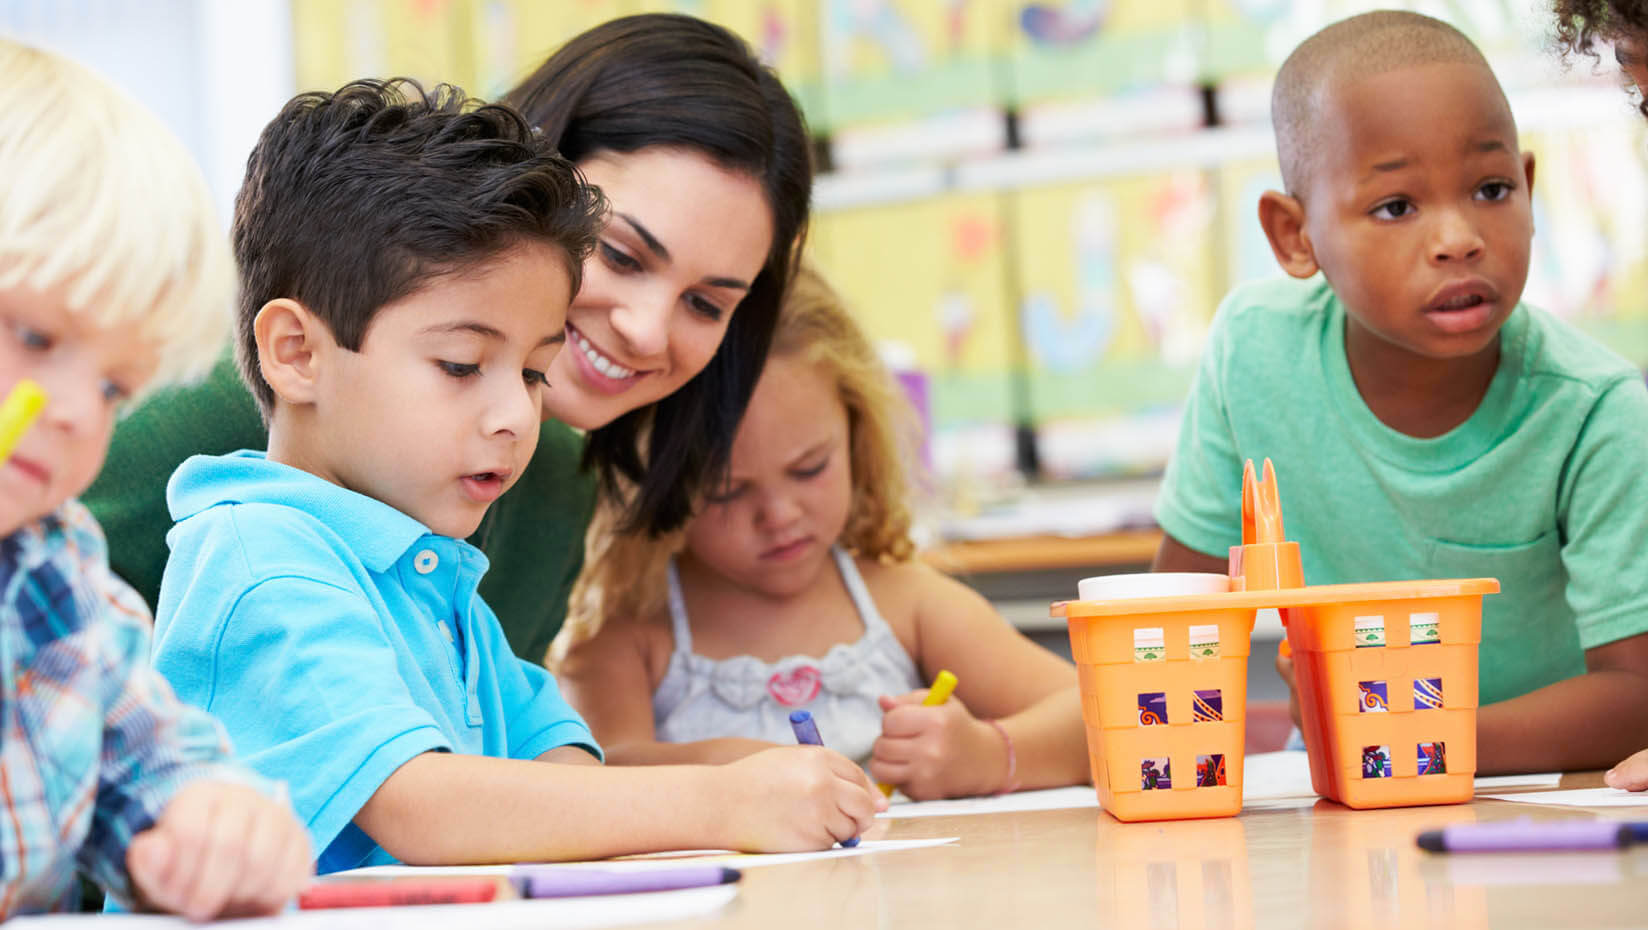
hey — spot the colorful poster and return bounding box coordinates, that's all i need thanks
[1006,0,1201,106]
[1009,170,1220,477]
[813,0,1007,129]
[808,191,1020,479]
[292,0,477,93]
[638,0,826,118]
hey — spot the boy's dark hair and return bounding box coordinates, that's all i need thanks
[1554,0,1648,58]
[232,78,606,417]
[1271,11,1495,198]
[505,13,812,537]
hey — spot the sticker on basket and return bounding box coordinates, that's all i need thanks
[1196,754,1227,787]
[1418,741,1447,775]
[1413,677,1443,710]
[1357,680,1389,713]
[1362,745,1392,778]
[1409,612,1441,645]
[1354,615,1386,648]
[1192,688,1223,722]
[1188,624,1221,660]
[1137,692,1168,726]
[1141,758,1171,789]
[1134,627,1165,662]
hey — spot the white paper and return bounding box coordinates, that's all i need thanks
[1479,787,1648,808]
[1240,750,1318,801]
[879,786,1099,819]
[1473,772,1564,791]
[7,884,737,929]
[336,836,959,880]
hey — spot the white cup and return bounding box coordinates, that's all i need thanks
[1077,572,1231,603]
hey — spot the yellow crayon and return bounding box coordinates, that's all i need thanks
[0,380,47,466]
[878,669,959,797]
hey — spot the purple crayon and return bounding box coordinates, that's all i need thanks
[788,709,859,848]
[1417,818,1646,853]
[511,865,740,898]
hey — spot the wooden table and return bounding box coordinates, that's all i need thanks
[663,773,1648,929]
[924,528,1164,576]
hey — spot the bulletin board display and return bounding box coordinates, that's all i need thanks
[1522,123,1648,365]
[1004,0,1204,107]
[1007,170,1221,477]
[809,191,1020,425]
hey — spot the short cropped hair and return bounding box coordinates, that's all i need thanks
[0,39,232,392]
[1271,11,1498,196]
[232,79,606,417]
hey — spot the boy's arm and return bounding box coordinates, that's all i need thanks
[1476,632,1648,773]
[871,564,1090,799]
[1152,534,1228,574]
[352,747,882,861]
[555,613,778,765]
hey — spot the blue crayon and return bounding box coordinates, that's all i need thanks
[787,710,859,848]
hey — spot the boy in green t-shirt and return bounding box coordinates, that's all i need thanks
[1153,10,1648,774]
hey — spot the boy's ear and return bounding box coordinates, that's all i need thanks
[1258,190,1320,279]
[253,299,328,406]
[1522,150,1537,201]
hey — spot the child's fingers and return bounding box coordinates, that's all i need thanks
[222,804,305,916]
[1604,748,1648,791]
[878,704,937,739]
[125,831,179,912]
[173,797,255,920]
[1274,650,1295,685]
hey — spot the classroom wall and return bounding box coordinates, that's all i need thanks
[10,0,1647,492]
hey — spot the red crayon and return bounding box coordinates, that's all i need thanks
[299,877,503,909]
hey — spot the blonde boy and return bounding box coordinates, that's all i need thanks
[0,40,310,917]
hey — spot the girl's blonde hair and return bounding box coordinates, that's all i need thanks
[0,40,231,391]
[552,266,921,664]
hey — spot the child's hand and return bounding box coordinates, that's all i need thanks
[718,746,884,851]
[1605,747,1648,791]
[127,779,312,920]
[870,692,1001,800]
[1275,648,1303,731]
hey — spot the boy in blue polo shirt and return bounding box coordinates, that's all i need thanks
[1152,11,1648,774]
[152,79,882,874]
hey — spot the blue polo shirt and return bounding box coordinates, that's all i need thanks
[151,451,600,874]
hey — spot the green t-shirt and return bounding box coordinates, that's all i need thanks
[1156,276,1648,705]
[83,354,597,665]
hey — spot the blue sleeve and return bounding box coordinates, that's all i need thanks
[153,572,451,859]
[490,622,601,762]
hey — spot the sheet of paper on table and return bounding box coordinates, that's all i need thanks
[5,884,738,930]
[1478,787,1648,808]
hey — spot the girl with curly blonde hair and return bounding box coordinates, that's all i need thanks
[553,267,1088,800]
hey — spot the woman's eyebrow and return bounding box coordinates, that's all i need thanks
[618,213,669,261]
[619,212,752,291]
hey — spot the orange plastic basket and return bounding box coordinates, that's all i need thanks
[1056,460,1496,819]
[1058,599,1255,822]
[1284,581,1494,809]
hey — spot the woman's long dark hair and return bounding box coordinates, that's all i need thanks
[505,13,812,536]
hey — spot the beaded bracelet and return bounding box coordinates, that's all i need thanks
[985,718,1019,795]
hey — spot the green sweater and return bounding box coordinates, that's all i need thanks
[83,355,597,665]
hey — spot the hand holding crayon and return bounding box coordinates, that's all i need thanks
[876,670,958,797]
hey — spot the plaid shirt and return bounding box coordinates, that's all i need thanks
[1,500,243,916]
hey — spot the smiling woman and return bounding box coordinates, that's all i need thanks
[82,13,812,665]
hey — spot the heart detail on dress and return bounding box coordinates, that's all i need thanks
[767,666,822,707]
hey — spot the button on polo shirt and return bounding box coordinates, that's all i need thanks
[153,451,600,874]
